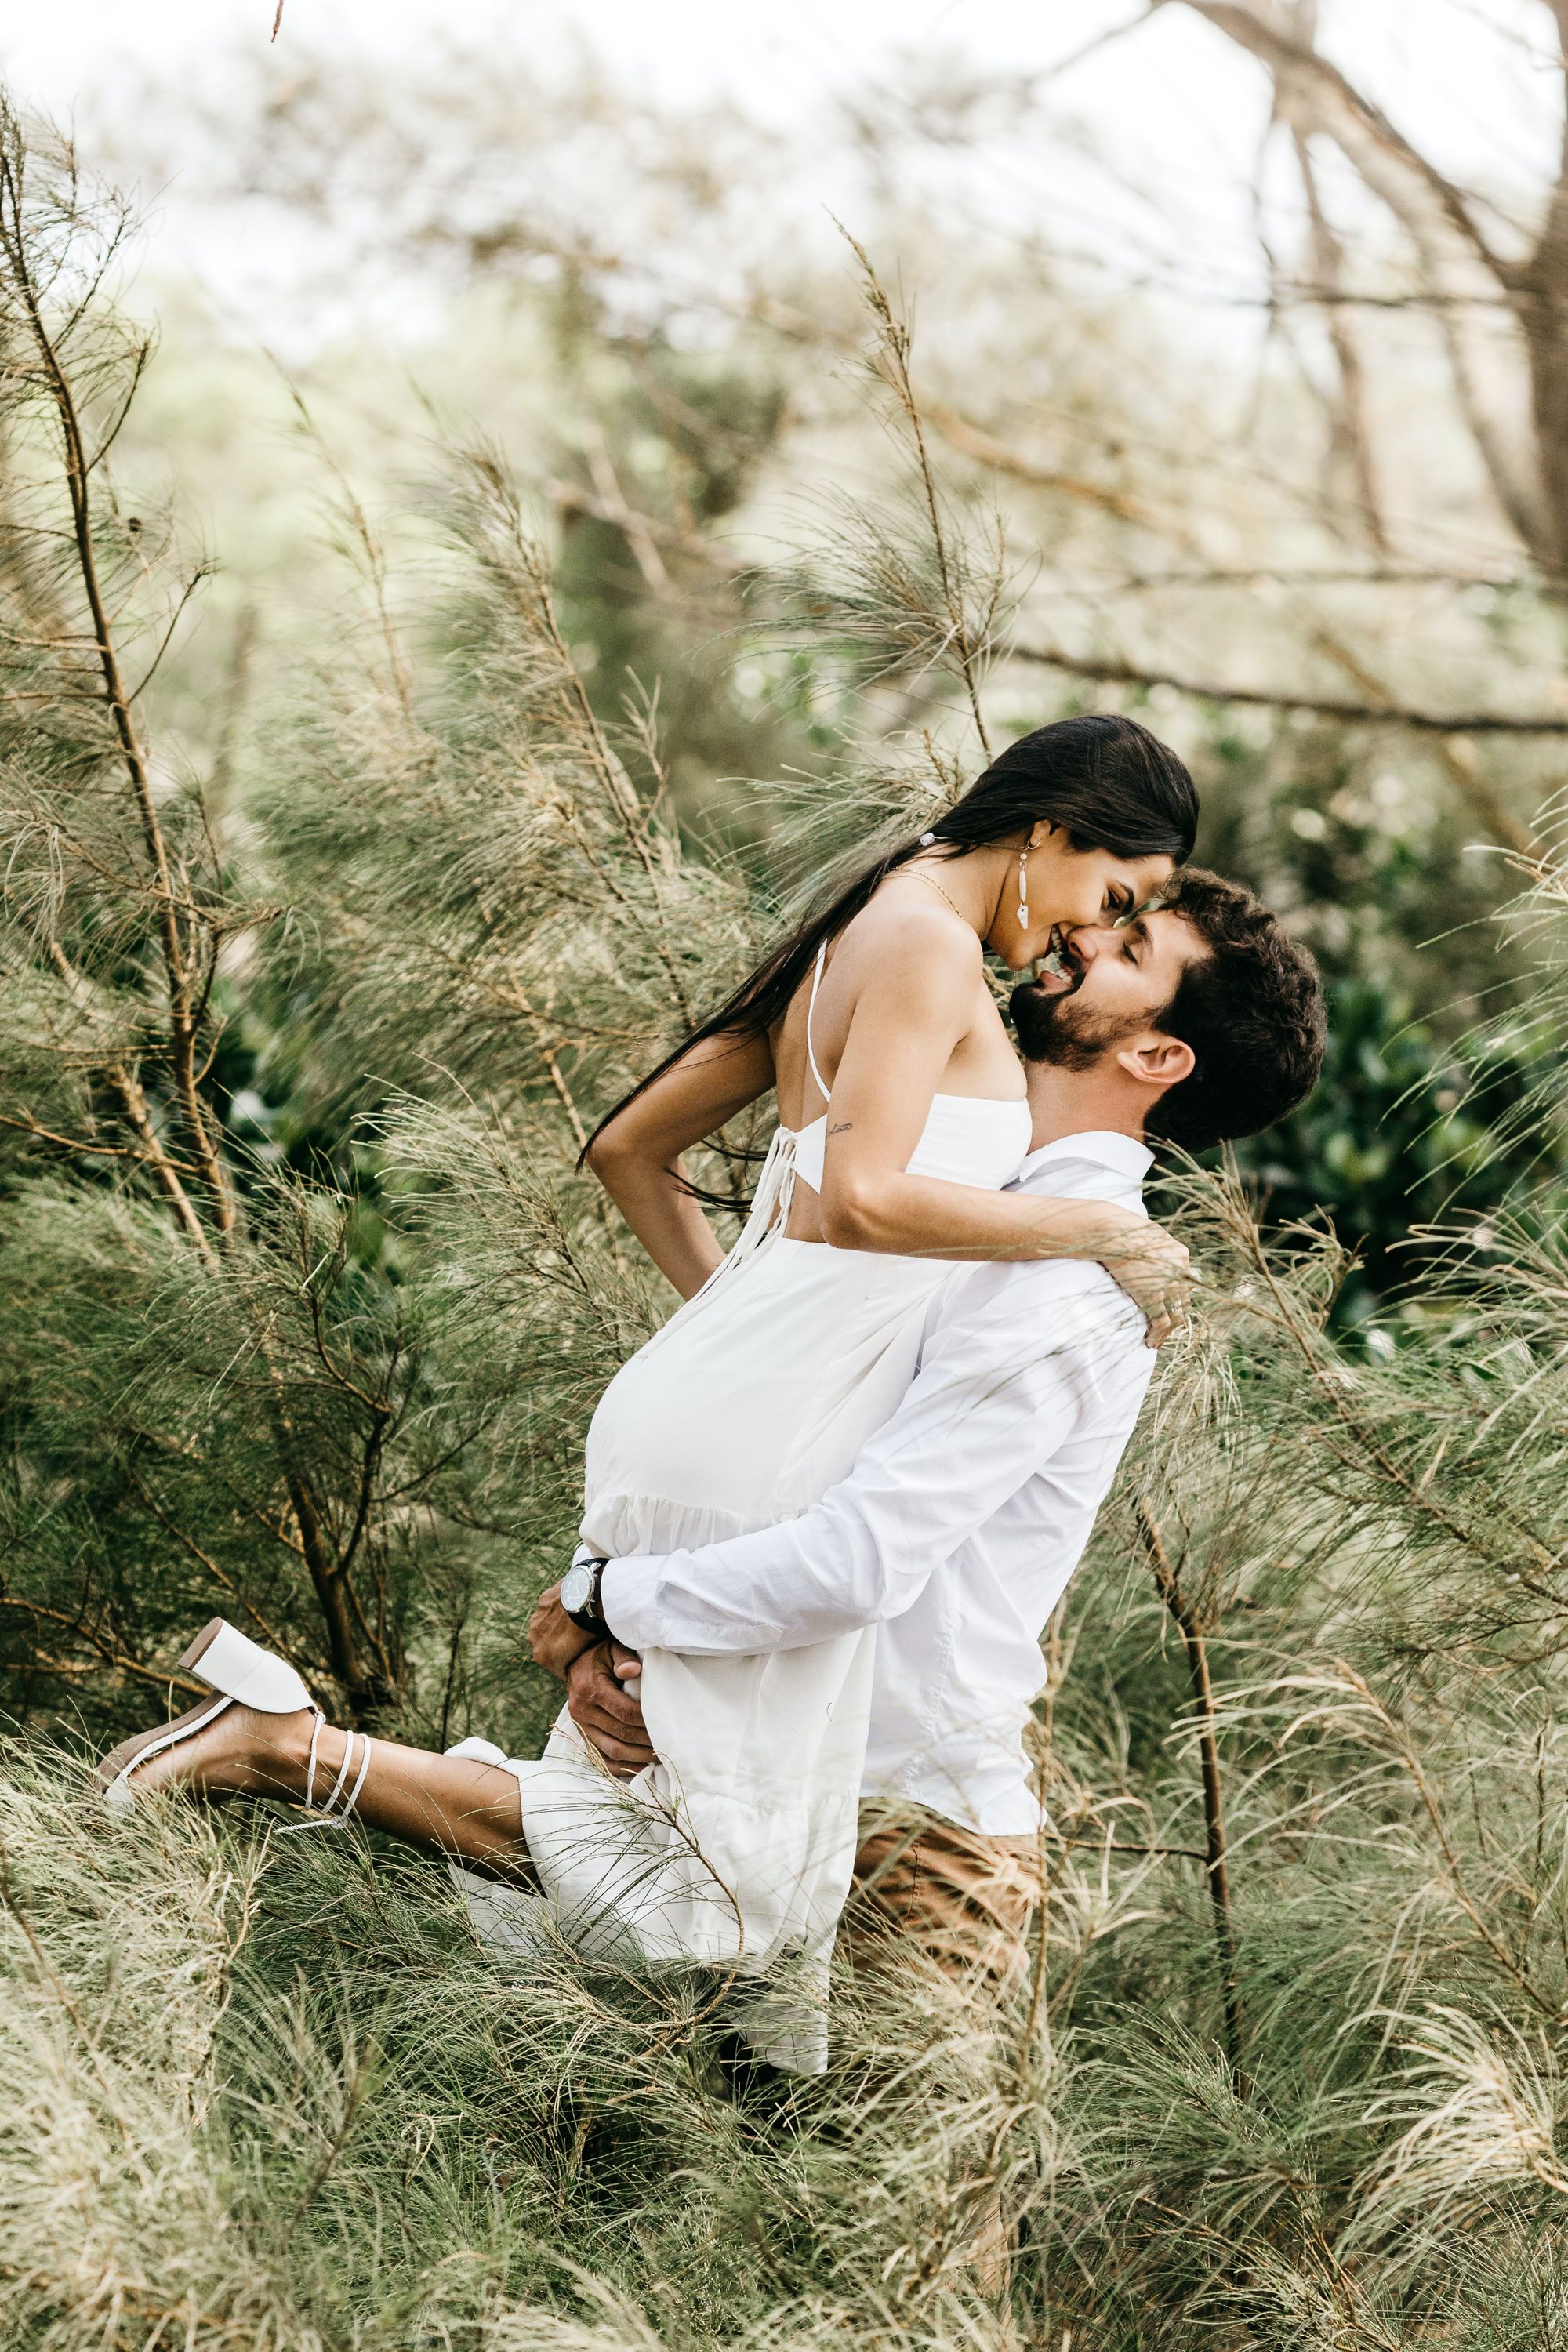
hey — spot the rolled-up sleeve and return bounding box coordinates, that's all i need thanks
[599,1261,1142,1654]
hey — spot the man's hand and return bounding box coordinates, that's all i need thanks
[528,1580,599,1680]
[565,1640,652,1780]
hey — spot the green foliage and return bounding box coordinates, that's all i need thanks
[11,91,1568,2352]
[1149,710,1568,1327]
[1227,974,1566,1331]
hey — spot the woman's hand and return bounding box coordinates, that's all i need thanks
[1094,1216,1193,1347]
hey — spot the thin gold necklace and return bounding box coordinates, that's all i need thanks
[908,866,968,923]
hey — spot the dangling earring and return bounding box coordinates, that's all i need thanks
[1016,844,1030,930]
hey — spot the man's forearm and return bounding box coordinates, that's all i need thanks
[597,1279,1116,1657]
[601,1503,906,1655]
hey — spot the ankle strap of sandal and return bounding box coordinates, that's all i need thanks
[318,1724,358,1817]
[289,1716,371,1831]
[339,1732,372,1823]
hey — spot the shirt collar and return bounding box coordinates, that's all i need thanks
[1014,1130,1154,1187]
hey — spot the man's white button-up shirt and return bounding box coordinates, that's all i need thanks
[600,1130,1156,1835]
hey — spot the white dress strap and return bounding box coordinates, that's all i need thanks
[804,941,831,1111]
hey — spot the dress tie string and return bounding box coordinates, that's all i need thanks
[627,1123,802,1374]
[738,1123,799,1256]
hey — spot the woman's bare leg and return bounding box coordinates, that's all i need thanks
[123,1700,532,1878]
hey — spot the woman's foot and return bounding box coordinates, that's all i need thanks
[96,1619,527,1876]
[97,1617,339,1813]
[102,1697,318,1803]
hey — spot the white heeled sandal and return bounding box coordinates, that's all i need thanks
[98,1617,372,1826]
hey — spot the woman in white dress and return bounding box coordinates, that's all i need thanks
[100,717,1196,2057]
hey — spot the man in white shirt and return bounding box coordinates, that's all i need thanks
[533,868,1324,1987]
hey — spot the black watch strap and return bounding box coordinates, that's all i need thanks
[562,1555,609,1635]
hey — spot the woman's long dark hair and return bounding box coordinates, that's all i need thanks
[582,714,1197,1160]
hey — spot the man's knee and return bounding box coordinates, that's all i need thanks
[847,1809,1040,1996]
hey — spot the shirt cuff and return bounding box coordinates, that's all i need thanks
[597,1555,662,1650]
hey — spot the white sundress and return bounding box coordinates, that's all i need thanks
[500,945,1031,2067]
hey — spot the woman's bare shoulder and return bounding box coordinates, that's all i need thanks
[838,878,982,970]
[818,889,981,1032]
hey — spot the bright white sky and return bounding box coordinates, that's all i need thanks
[4,0,1552,136]
[12,0,1553,158]
[4,1,1559,333]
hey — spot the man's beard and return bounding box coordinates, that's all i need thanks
[1009,977,1138,1071]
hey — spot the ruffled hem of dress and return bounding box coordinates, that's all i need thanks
[581,1489,805,1559]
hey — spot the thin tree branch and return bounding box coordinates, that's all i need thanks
[0,1595,205,1699]
[122,1465,305,1664]
[0,116,234,1230]
[1011,637,1568,739]
[839,230,996,758]
[1291,127,1388,553]
[1137,1498,1245,2083]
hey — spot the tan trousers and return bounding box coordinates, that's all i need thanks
[846,1807,1040,1993]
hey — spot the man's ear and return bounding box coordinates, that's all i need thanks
[1115,1033,1196,1091]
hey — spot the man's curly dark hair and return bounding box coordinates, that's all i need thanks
[1143,868,1326,1155]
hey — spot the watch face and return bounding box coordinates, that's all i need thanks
[561,1563,591,1616]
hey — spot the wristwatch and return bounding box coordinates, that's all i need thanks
[559,1555,609,1636]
